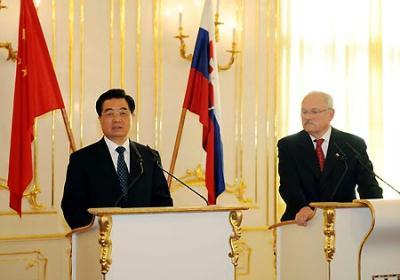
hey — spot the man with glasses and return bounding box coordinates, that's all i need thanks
[277,91,382,226]
[61,89,173,229]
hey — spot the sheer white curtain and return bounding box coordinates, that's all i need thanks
[276,0,400,199]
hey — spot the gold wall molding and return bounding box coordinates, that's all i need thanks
[79,0,85,148]
[323,208,336,263]
[0,232,65,241]
[0,210,57,216]
[119,0,126,88]
[170,164,252,204]
[236,240,251,276]
[0,250,47,279]
[134,0,142,140]
[226,179,252,204]
[98,215,113,275]
[50,0,58,206]
[68,0,74,124]
[0,177,44,210]
[228,210,243,267]
[153,0,162,149]
[109,0,114,87]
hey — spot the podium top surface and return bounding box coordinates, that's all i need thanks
[88,205,248,216]
[309,201,366,209]
[269,201,368,229]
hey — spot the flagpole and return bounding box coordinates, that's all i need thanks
[60,108,77,152]
[168,108,187,187]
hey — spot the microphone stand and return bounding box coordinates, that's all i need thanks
[330,142,349,200]
[345,142,400,196]
[159,164,209,206]
[147,146,209,205]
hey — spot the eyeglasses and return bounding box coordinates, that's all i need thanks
[301,108,331,116]
[101,109,130,118]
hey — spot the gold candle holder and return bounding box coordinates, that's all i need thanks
[173,13,240,71]
[218,41,239,71]
[174,27,193,61]
[214,13,223,43]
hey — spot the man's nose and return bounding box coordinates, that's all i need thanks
[113,114,123,121]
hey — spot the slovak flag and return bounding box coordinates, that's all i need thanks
[182,0,225,204]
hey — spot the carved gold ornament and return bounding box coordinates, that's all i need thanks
[170,164,252,204]
[98,215,113,275]
[228,210,243,266]
[0,177,44,210]
[323,208,336,262]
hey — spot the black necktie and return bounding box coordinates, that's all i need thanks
[116,146,129,199]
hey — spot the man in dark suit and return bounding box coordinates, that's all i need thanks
[278,91,382,226]
[61,89,173,229]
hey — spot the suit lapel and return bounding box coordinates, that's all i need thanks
[320,128,343,199]
[321,141,337,177]
[322,128,343,177]
[95,138,122,195]
[128,141,142,183]
[96,138,119,176]
[297,131,321,179]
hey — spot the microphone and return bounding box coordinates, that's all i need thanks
[330,142,349,199]
[345,141,400,196]
[147,146,209,205]
[114,142,144,207]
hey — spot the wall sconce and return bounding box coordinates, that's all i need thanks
[0,0,7,10]
[173,2,239,71]
[0,1,17,62]
[0,42,17,62]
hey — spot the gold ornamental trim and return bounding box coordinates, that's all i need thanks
[89,205,248,216]
[355,199,376,280]
[268,220,296,230]
[98,215,112,275]
[310,201,365,209]
[323,208,336,263]
[228,210,243,267]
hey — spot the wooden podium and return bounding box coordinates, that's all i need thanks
[270,199,400,280]
[70,206,247,280]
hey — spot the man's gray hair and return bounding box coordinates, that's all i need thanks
[306,91,334,108]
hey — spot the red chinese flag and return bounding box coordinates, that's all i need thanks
[8,0,65,215]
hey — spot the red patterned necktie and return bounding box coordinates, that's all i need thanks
[315,138,325,171]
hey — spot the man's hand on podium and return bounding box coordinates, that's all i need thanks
[295,206,315,226]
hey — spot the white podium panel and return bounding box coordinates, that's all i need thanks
[359,199,400,280]
[270,199,400,280]
[71,206,247,280]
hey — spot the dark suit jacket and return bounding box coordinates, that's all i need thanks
[61,138,173,229]
[278,127,382,221]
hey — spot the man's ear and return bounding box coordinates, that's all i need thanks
[330,108,335,120]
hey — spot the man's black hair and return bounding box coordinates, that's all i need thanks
[95,88,135,116]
